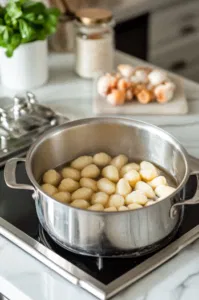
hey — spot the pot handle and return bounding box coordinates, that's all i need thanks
[188,155,199,174]
[170,155,199,218]
[4,158,36,193]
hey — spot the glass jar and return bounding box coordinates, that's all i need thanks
[75,8,115,79]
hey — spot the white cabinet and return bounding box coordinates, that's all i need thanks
[149,33,199,73]
[148,0,199,81]
[149,0,199,49]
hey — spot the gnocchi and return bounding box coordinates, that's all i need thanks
[104,207,117,212]
[125,190,148,205]
[91,192,109,206]
[71,199,90,209]
[102,165,119,182]
[43,169,61,186]
[128,203,142,210]
[88,204,104,211]
[71,187,93,201]
[120,163,140,177]
[97,178,116,195]
[53,192,71,203]
[61,167,81,181]
[140,169,157,182]
[124,169,141,187]
[155,185,175,198]
[81,164,100,179]
[135,181,155,199]
[118,205,128,211]
[42,183,57,196]
[71,156,93,170]
[148,176,167,189]
[116,178,132,196]
[145,200,155,206]
[140,161,158,174]
[93,152,112,167]
[80,177,98,191]
[40,153,176,212]
[111,154,128,170]
[58,178,80,193]
[108,194,125,208]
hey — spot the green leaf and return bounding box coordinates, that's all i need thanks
[12,18,18,29]
[0,37,6,47]
[36,28,46,40]
[11,33,21,47]
[23,12,35,22]
[6,1,22,19]
[2,27,13,43]
[24,12,45,24]
[4,13,11,25]
[0,7,5,17]
[47,13,58,25]
[23,1,45,14]
[44,22,57,35]
[3,28,9,42]
[0,25,6,34]
[19,19,35,41]
[4,13,18,29]
[6,45,14,57]
[36,14,45,24]
[47,7,60,17]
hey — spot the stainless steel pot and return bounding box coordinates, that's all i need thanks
[4,117,199,257]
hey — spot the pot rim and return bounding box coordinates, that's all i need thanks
[25,116,190,213]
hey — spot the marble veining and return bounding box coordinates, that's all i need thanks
[0,51,199,300]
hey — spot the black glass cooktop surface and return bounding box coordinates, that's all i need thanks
[0,163,198,285]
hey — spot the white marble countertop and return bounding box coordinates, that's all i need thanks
[1,51,199,300]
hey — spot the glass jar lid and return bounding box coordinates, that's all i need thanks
[75,8,113,26]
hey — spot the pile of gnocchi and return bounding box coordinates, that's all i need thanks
[41,153,176,212]
[97,64,176,106]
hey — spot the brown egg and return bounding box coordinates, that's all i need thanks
[117,78,130,90]
[125,89,134,101]
[109,75,118,89]
[115,72,122,79]
[154,82,175,103]
[137,89,153,104]
[134,84,146,96]
[107,89,125,106]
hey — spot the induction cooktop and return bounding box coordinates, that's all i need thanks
[1,163,199,299]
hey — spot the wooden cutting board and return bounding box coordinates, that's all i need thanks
[93,75,188,115]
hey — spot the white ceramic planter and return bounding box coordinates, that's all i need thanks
[0,40,48,90]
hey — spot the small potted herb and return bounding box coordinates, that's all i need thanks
[0,0,60,90]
